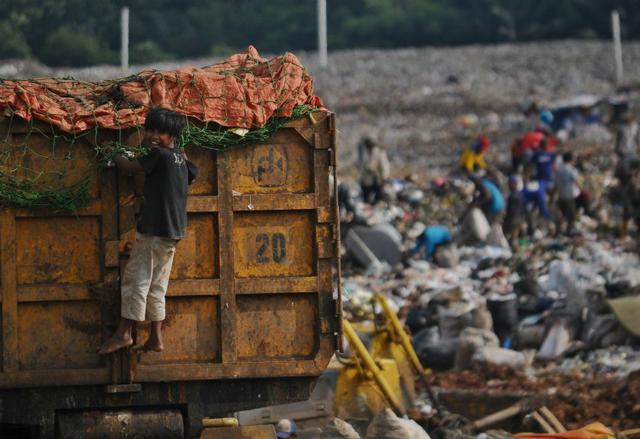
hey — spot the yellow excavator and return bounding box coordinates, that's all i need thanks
[334,293,431,422]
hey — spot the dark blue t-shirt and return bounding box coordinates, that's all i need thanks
[533,151,556,183]
[137,147,198,239]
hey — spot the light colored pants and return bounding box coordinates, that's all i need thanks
[121,233,177,322]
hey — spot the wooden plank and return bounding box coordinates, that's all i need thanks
[232,194,315,211]
[235,276,317,294]
[104,240,120,268]
[314,150,330,211]
[100,162,121,385]
[18,284,93,302]
[133,359,328,382]
[14,200,102,217]
[316,224,335,259]
[187,196,219,212]
[1,209,18,372]
[16,280,219,302]
[218,152,237,363]
[167,279,220,296]
[200,425,276,439]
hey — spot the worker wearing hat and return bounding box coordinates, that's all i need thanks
[275,419,297,438]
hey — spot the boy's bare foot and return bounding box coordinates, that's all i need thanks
[133,338,164,352]
[98,335,133,355]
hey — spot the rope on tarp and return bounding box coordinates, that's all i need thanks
[0,104,314,212]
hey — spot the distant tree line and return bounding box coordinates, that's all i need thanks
[1,0,639,67]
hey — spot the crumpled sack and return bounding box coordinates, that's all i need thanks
[472,346,531,370]
[454,327,500,371]
[319,418,360,439]
[460,208,491,244]
[365,408,430,439]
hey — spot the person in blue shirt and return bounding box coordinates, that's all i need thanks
[412,225,451,261]
[472,173,505,224]
[532,137,557,187]
[521,164,551,235]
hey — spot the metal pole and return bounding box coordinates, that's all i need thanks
[318,0,328,68]
[612,10,623,87]
[121,6,129,70]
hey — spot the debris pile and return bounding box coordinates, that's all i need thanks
[338,125,640,434]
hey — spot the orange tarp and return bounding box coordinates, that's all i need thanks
[517,423,615,439]
[0,46,322,133]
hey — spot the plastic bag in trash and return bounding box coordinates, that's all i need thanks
[454,327,500,371]
[365,408,430,439]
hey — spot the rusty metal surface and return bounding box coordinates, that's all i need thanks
[0,377,314,438]
[0,133,117,386]
[0,113,339,389]
[56,409,184,439]
[199,425,276,439]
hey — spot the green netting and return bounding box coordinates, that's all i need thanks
[0,104,314,212]
[0,47,324,212]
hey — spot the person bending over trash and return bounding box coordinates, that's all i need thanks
[412,225,452,262]
[458,135,490,174]
[99,108,198,354]
[471,171,505,225]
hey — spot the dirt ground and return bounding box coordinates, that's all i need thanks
[429,366,640,430]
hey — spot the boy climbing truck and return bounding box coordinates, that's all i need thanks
[99,108,198,355]
[0,47,340,438]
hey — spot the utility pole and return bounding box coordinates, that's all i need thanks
[318,0,328,68]
[121,6,129,70]
[611,10,623,87]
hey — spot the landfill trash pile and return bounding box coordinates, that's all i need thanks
[338,123,640,434]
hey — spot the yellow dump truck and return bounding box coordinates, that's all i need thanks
[0,103,340,437]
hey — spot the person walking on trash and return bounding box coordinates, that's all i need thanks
[358,137,390,204]
[554,152,581,236]
[99,108,198,354]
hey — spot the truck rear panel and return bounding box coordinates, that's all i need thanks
[0,111,340,437]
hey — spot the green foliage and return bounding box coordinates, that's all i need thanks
[39,27,116,67]
[0,0,639,66]
[0,21,31,58]
[209,43,239,58]
[130,40,172,64]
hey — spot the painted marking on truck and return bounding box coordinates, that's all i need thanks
[256,232,287,264]
[251,145,288,187]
